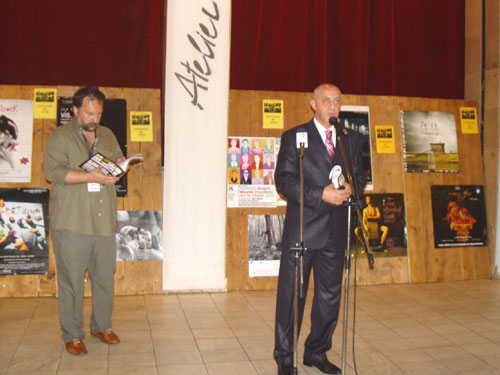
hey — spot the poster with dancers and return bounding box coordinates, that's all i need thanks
[0,188,49,275]
[431,185,487,248]
[0,100,34,182]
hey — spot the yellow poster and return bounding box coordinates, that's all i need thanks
[375,125,395,154]
[33,88,57,119]
[263,99,284,129]
[459,107,478,134]
[130,111,153,142]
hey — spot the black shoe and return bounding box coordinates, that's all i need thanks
[277,364,294,375]
[303,356,341,374]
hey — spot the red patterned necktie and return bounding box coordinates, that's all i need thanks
[325,129,335,160]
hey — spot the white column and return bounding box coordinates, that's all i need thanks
[163,0,231,290]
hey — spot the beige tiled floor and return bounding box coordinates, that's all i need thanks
[1,279,500,374]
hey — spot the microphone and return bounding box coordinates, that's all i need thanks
[296,128,308,149]
[329,117,348,136]
[329,165,346,189]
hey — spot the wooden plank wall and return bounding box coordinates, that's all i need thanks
[0,85,163,297]
[400,97,491,282]
[1,86,490,296]
[226,89,491,290]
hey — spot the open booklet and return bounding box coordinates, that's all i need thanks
[79,152,144,177]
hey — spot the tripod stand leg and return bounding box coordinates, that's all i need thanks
[341,252,351,374]
[293,253,299,373]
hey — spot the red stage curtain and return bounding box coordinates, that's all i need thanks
[0,0,164,89]
[230,0,465,99]
[1,0,464,99]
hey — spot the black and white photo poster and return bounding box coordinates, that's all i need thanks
[115,211,163,261]
[0,100,34,182]
[248,214,284,277]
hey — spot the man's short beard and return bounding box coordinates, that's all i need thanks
[80,122,98,132]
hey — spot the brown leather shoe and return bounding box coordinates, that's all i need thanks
[90,328,120,344]
[65,339,88,355]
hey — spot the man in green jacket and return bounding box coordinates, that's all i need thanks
[44,86,125,355]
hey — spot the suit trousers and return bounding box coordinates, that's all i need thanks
[273,242,345,366]
[52,230,116,343]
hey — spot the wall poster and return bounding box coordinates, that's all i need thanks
[0,188,49,275]
[0,100,34,182]
[401,110,459,173]
[350,193,407,258]
[339,105,373,190]
[248,214,284,277]
[431,185,487,248]
[115,210,163,261]
[227,136,283,207]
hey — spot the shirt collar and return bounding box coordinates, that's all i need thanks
[313,117,336,146]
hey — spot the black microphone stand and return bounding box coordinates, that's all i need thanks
[289,142,307,375]
[333,121,374,375]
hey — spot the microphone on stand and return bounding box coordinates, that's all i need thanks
[296,128,308,157]
[296,128,308,149]
[329,117,348,136]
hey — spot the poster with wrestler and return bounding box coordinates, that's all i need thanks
[115,210,163,261]
[0,100,34,182]
[431,185,487,248]
[0,188,49,275]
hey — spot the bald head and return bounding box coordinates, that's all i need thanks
[310,83,342,128]
[312,83,341,99]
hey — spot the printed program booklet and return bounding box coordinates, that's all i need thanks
[79,153,143,177]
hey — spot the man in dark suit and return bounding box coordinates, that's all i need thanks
[273,83,366,375]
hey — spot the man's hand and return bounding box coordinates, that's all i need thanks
[322,182,352,206]
[87,167,120,185]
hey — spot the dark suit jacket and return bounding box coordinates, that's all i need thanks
[275,119,366,250]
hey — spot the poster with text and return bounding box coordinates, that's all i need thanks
[263,99,284,129]
[0,188,49,275]
[115,210,163,261]
[0,100,34,182]
[350,193,407,258]
[431,185,487,248]
[339,105,373,189]
[227,136,282,207]
[459,107,478,134]
[34,88,57,119]
[401,111,459,173]
[248,214,284,277]
[375,125,395,154]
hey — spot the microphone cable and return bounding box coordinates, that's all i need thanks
[343,126,366,375]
